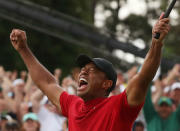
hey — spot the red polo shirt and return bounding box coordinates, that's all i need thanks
[60,90,144,131]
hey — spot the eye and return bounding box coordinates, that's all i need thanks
[80,67,85,72]
[89,67,95,72]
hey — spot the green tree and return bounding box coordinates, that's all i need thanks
[95,0,180,61]
[0,0,94,76]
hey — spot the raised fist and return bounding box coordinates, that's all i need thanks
[152,13,170,43]
[10,29,28,51]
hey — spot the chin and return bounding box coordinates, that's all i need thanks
[77,86,89,98]
[160,113,170,119]
[77,91,86,97]
[77,91,90,101]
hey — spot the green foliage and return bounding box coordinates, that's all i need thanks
[121,15,152,43]
[97,0,180,59]
[0,0,180,75]
[0,0,94,76]
[29,0,93,23]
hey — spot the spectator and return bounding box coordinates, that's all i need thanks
[109,71,126,96]
[0,114,8,130]
[143,86,180,131]
[61,76,77,95]
[125,65,138,81]
[31,89,67,131]
[169,82,180,109]
[20,70,27,81]
[0,67,68,131]
[133,121,144,131]
[54,68,62,84]
[4,120,20,131]
[37,99,67,131]
[10,70,18,82]
[0,114,20,131]
[21,112,40,131]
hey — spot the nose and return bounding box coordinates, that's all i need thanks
[81,70,88,75]
[79,68,88,76]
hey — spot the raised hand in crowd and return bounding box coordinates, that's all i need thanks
[54,68,62,84]
[163,64,180,86]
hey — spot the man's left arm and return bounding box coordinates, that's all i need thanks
[126,13,170,106]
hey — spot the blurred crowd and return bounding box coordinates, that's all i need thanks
[0,66,78,131]
[0,63,179,131]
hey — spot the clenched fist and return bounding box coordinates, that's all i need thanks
[152,13,170,44]
[10,29,28,51]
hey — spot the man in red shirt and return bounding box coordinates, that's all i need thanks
[10,13,170,131]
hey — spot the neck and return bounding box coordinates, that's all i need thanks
[80,93,107,102]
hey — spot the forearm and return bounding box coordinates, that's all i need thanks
[126,40,163,105]
[139,39,163,87]
[18,47,63,109]
[126,13,170,106]
[10,29,64,112]
[152,87,163,105]
[31,89,44,113]
[163,71,176,86]
[24,74,33,93]
[14,91,23,113]
[19,47,57,90]
[30,89,44,102]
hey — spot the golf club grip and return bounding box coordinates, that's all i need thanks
[154,0,176,39]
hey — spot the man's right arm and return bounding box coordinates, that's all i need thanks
[10,29,64,112]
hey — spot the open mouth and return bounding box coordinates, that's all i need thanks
[78,78,88,91]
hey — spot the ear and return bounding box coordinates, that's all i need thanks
[102,80,113,90]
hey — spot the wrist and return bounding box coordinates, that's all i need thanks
[152,38,163,47]
[18,44,29,54]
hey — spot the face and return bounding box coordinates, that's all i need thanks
[20,71,27,79]
[23,119,39,131]
[78,63,108,101]
[158,103,172,119]
[170,89,180,105]
[134,126,144,131]
[61,77,73,88]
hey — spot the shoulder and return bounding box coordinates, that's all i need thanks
[60,91,83,117]
[60,91,81,104]
[109,90,144,111]
[108,90,126,102]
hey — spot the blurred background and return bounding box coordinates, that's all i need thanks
[0,0,179,75]
[0,0,180,131]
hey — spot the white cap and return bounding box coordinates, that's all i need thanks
[40,96,48,105]
[171,82,180,91]
[12,79,24,86]
[153,66,161,82]
[151,85,171,93]
[164,86,171,93]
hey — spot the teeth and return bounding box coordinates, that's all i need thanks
[80,78,87,83]
[79,78,88,88]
